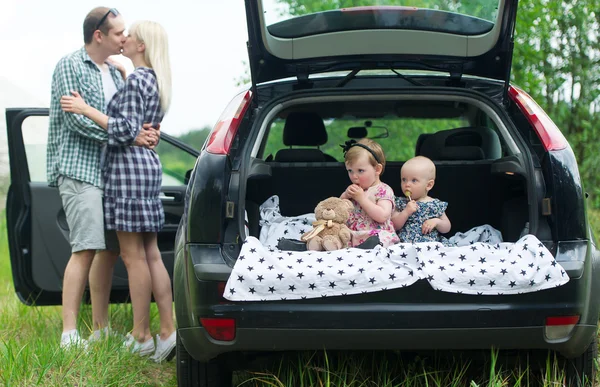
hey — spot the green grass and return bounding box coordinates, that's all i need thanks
[0,212,177,386]
[1,210,599,386]
[235,350,574,387]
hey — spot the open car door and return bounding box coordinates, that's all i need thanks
[5,108,199,305]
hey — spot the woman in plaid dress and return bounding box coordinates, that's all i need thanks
[61,20,176,361]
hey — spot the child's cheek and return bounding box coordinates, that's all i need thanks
[359,176,370,189]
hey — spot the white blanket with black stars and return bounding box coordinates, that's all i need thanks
[224,234,569,301]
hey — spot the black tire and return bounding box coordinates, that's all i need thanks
[176,332,232,387]
[565,336,598,387]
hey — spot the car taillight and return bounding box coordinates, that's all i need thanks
[544,315,579,340]
[200,318,236,341]
[206,90,252,155]
[508,86,568,152]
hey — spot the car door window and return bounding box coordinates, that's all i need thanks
[21,116,49,182]
[154,140,197,186]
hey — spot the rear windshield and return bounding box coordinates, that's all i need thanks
[262,0,499,38]
[263,116,472,162]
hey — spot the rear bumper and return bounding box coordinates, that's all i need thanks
[175,241,600,364]
[179,324,597,363]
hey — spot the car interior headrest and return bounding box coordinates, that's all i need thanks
[273,149,327,162]
[415,127,501,161]
[282,112,327,146]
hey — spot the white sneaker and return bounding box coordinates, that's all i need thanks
[149,331,176,363]
[123,333,155,356]
[60,330,88,350]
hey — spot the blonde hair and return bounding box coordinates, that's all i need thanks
[403,156,436,180]
[129,21,172,112]
[344,138,386,173]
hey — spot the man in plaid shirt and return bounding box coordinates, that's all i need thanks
[48,7,159,348]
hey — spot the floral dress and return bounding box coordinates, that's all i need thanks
[394,196,453,246]
[347,183,400,247]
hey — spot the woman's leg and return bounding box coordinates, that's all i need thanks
[117,231,152,342]
[143,232,175,339]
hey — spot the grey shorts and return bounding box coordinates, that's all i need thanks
[58,176,119,253]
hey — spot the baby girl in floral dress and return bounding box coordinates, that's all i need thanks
[392,156,452,245]
[340,139,400,248]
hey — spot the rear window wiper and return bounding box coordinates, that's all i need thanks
[391,68,425,86]
[336,68,361,87]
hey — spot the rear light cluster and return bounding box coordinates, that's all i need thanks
[206,90,252,155]
[544,315,579,340]
[200,281,237,341]
[200,318,236,341]
[508,86,568,152]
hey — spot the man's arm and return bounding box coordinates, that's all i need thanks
[60,84,160,149]
[54,58,107,142]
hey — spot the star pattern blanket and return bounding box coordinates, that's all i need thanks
[224,235,569,301]
[258,195,504,249]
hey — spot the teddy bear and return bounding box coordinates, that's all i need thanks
[301,197,353,251]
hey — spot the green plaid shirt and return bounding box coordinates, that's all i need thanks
[47,47,125,188]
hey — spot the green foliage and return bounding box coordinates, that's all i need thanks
[176,127,212,149]
[276,0,498,21]
[513,0,600,208]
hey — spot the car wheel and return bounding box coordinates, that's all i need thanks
[565,336,598,387]
[176,333,233,387]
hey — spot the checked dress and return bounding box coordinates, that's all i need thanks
[103,67,165,232]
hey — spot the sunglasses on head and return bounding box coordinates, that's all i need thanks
[95,8,119,31]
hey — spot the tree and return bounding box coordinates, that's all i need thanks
[155,127,211,183]
[512,0,600,207]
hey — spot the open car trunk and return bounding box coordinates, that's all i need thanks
[240,86,539,246]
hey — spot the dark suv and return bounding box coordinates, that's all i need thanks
[173,1,599,386]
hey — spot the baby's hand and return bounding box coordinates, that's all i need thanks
[351,186,365,202]
[405,200,418,215]
[345,184,364,201]
[422,218,439,234]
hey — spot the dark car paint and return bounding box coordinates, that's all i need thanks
[546,149,588,241]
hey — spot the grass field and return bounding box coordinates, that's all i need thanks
[1,210,599,386]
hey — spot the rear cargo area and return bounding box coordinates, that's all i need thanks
[241,94,532,244]
[246,158,529,244]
